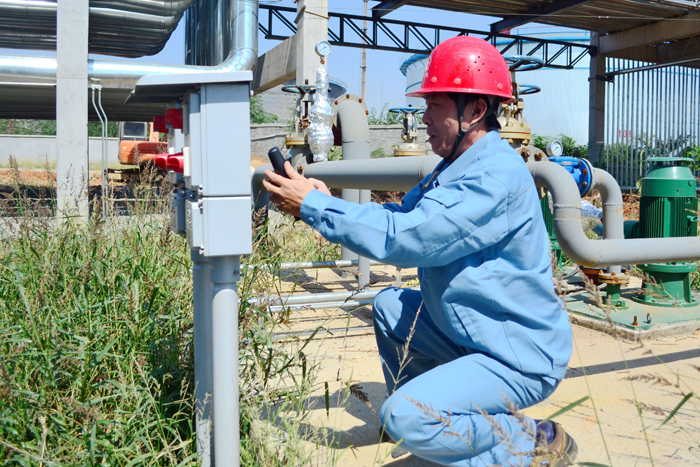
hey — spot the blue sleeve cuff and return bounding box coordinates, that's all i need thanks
[300,189,335,227]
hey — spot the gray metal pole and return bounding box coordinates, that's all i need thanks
[210,256,241,467]
[192,249,213,467]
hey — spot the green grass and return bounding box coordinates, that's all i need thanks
[0,175,336,465]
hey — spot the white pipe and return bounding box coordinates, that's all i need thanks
[528,160,700,267]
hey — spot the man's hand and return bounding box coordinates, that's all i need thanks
[263,161,331,218]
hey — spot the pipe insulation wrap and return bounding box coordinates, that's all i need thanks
[528,160,700,267]
[0,0,258,84]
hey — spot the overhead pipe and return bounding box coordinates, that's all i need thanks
[0,0,258,85]
[528,160,700,267]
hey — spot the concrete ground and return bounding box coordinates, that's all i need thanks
[275,264,700,467]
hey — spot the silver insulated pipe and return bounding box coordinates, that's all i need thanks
[0,0,194,57]
[0,0,258,119]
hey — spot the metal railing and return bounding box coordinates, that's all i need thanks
[603,58,700,188]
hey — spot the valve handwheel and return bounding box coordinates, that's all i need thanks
[518,83,541,95]
[389,107,425,115]
[503,55,545,72]
[281,84,316,96]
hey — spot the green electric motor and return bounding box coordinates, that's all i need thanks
[633,157,699,307]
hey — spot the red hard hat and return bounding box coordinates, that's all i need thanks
[407,36,514,103]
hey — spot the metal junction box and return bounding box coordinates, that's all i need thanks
[129,71,253,257]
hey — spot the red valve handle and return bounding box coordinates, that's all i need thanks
[154,153,169,170]
[166,153,184,173]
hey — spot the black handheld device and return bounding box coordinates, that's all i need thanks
[268,147,290,178]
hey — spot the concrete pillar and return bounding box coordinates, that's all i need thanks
[56,0,89,219]
[588,32,606,166]
[296,0,328,86]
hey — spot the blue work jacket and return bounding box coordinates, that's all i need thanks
[300,131,573,381]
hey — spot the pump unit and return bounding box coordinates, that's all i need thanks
[633,157,699,307]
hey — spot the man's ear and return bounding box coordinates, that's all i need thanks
[461,97,489,129]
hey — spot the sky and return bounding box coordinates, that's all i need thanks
[0,1,558,113]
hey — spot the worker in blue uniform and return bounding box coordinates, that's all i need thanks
[263,36,577,467]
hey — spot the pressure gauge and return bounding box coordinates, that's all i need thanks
[546,140,564,157]
[315,40,332,57]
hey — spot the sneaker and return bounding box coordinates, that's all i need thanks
[530,421,578,467]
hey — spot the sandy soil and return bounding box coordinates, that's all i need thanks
[275,266,700,467]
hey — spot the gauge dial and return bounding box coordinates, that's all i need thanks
[546,140,564,157]
[315,40,332,57]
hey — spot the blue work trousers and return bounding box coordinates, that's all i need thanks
[373,287,558,467]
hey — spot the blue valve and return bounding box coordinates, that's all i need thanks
[548,156,593,197]
[389,107,425,115]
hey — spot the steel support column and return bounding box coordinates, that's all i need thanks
[296,0,328,86]
[588,33,606,165]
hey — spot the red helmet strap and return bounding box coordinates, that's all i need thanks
[447,94,499,160]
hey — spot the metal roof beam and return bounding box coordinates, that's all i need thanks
[599,11,700,56]
[490,0,595,33]
[606,36,700,67]
[371,0,410,19]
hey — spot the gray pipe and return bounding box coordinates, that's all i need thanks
[303,154,441,192]
[589,168,624,274]
[529,160,700,267]
[192,250,213,467]
[335,99,371,275]
[210,256,240,467]
[0,0,258,84]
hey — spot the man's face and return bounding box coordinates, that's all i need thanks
[422,93,460,159]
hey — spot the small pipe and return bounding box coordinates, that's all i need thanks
[268,299,374,313]
[528,160,700,267]
[250,289,381,307]
[278,259,383,270]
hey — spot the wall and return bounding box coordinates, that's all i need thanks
[1,125,430,166]
[251,123,429,158]
[0,135,120,167]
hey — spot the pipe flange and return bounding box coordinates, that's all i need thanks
[598,271,630,285]
[332,93,368,126]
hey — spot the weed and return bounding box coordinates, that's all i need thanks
[0,171,330,466]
